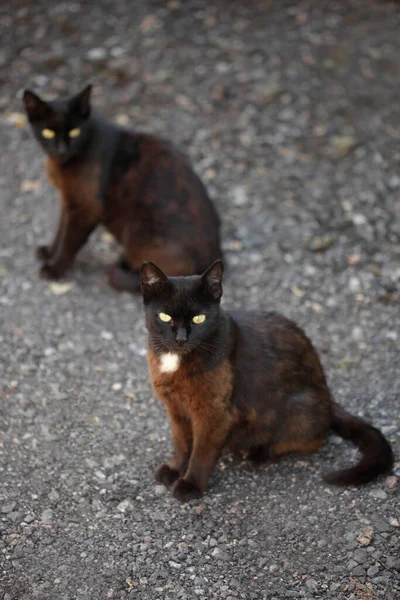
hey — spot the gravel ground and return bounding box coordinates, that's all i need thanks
[1,1,400,599]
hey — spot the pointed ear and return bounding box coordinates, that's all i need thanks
[69,84,92,118]
[201,260,224,300]
[23,90,52,121]
[141,262,169,301]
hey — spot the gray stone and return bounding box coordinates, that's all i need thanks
[40,509,54,525]
[24,514,35,523]
[386,557,400,570]
[2,502,16,514]
[48,489,60,502]
[369,489,388,500]
[116,499,134,513]
[87,47,107,62]
[367,565,380,577]
[305,578,318,592]
[211,549,230,561]
[352,548,369,564]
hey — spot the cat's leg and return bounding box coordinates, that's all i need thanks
[156,407,192,487]
[39,207,99,280]
[36,208,67,262]
[108,257,142,293]
[172,415,231,502]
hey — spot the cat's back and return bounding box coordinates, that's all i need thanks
[231,309,310,349]
[107,127,217,214]
[229,309,327,406]
[231,309,321,365]
[104,126,221,272]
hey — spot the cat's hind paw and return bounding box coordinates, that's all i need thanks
[172,478,203,502]
[155,464,180,487]
[38,264,64,281]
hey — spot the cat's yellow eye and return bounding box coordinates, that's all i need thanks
[68,128,81,138]
[41,128,55,139]
[159,312,172,323]
[192,314,206,324]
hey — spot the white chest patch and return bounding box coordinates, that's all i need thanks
[159,352,180,374]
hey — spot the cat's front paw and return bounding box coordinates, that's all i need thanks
[36,245,52,261]
[155,464,180,487]
[172,478,203,502]
[38,263,65,281]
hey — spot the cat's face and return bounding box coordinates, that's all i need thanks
[141,261,224,355]
[23,85,92,163]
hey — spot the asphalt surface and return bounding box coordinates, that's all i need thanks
[1,1,399,599]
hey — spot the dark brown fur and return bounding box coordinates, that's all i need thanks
[24,86,221,290]
[141,261,394,502]
[148,349,235,498]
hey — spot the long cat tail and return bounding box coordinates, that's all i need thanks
[323,402,394,486]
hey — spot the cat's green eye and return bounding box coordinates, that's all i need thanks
[159,312,172,323]
[68,128,81,138]
[192,314,206,324]
[42,128,55,139]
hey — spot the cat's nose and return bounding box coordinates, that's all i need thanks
[57,140,68,155]
[175,328,188,345]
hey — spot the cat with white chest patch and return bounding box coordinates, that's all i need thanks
[141,260,394,502]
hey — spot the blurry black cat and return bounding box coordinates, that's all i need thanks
[141,260,394,502]
[23,85,221,290]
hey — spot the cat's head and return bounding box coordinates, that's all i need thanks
[23,85,92,163]
[141,260,224,355]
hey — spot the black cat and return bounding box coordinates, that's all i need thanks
[141,260,394,502]
[23,85,222,291]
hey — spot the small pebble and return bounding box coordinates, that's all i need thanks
[357,526,374,546]
[231,186,248,207]
[100,331,114,340]
[41,509,53,525]
[24,514,35,523]
[211,548,230,561]
[349,277,361,292]
[352,549,368,564]
[87,47,107,62]
[369,489,388,500]
[367,565,380,577]
[387,175,400,190]
[305,578,318,592]
[352,213,367,226]
[116,499,134,513]
[269,565,279,573]
[1,502,16,514]
[48,489,60,502]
